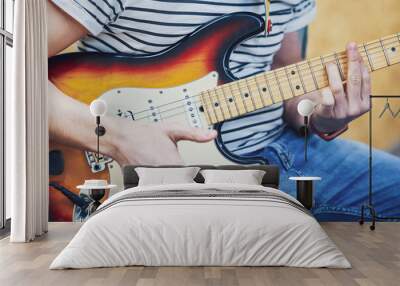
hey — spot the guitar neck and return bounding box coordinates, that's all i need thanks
[201,33,400,125]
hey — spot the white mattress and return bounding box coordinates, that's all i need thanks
[50,183,350,269]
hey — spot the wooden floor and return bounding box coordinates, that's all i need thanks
[0,223,399,286]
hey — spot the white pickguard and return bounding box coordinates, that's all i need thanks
[99,71,234,165]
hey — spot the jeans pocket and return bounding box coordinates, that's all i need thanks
[264,142,294,171]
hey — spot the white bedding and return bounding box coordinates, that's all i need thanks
[50,183,350,269]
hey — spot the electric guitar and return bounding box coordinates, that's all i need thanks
[48,12,400,221]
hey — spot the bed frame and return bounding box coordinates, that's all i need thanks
[123,165,280,189]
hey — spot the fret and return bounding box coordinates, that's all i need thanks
[205,90,219,124]
[382,35,400,66]
[294,63,307,93]
[278,68,295,99]
[246,78,264,109]
[243,79,259,110]
[253,76,270,106]
[298,61,317,92]
[201,91,217,124]
[215,86,232,120]
[208,90,224,122]
[283,67,296,97]
[368,40,388,70]
[308,56,330,91]
[262,72,276,104]
[268,71,284,102]
[220,84,239,118]
[273,70,288,101]
[286,65,305,96]
[393,33,400,65]
[320,56,326,71]
[226,82,247,116]
[362,43,374,71]
[333,52,345,80]
[199,92,213,124]
[307,59,320,89]
[379,39,391,66]
[236,81,255,112]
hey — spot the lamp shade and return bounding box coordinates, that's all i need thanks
[297,99,315,117]
[90,99,108,117]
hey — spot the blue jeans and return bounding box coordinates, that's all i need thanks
[247,127,400,221]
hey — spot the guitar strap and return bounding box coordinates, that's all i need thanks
[264,0,272,34]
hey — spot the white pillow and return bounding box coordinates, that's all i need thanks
[135,167,200,186]
[200,169,266,185]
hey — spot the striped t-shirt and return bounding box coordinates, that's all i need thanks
[52,0,316,156]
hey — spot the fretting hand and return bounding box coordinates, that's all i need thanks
[284,42,371,135]
[310,42,371,133]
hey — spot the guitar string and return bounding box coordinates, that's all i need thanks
[125,35,400,119]
[128,45,400,122]
[115,38,400,122]
[129,50,400,124]
[119,35,400,118]
[134,53,400,123]
[135,49,400,123]
[128,42,400,122]
[119,37,400,119]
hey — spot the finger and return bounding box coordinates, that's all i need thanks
[346,42,362,110]
[314,87,335,117]
[326,63,346,117]
[167,125,218,142]
[361,64,371,110]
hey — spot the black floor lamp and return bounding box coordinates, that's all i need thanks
[359,95,400,230]
[89,99,107,163]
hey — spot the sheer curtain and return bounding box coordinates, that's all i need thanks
[9,0,48,242]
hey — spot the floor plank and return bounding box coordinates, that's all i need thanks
[0,222,398,286]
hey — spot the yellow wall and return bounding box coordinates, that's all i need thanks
[307,0,400,149]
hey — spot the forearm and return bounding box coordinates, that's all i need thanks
[48,81,120,157]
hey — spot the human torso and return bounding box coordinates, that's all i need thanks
[78,0,313,155]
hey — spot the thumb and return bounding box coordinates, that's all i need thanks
[166,124,218,143]
[314,87,335,116]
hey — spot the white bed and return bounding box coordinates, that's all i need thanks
[50,183,350,269]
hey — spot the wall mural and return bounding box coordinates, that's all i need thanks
[48,3,400,222]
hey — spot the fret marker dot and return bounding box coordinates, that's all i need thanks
[291,70,296,75]
[262,87,267,92]
[228,98,233,103]
[296,85,300,90]
[244,93,249,98]
[214,102,219,107]
[391,47,396,52]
